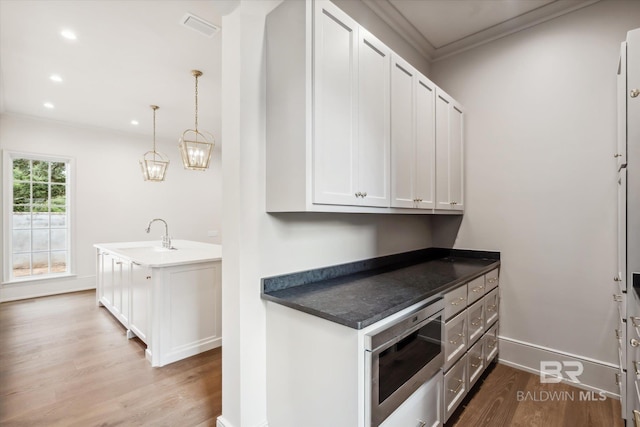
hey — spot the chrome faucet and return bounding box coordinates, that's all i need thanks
[145,218,172,249]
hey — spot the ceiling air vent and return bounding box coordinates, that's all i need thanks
[181,13,220,38]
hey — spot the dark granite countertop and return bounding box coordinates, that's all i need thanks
[261,248,500,329]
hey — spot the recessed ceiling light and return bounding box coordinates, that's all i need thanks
[50,74,63,83]
[43,102,55,109]
[60,29,77,40]
[131,120,139,126]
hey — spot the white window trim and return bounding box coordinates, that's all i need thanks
[2,150,76,284]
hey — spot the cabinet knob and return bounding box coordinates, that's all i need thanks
[614,153,622,158]
[631,338,640,348]
[363,192,367,197]
[146,276,151,280]
[614,275,622,282]
[355,192,361,198]
[631,89,640,98]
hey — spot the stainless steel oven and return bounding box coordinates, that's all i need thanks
[365,298,444,426]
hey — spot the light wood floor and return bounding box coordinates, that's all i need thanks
[0,290,625,427]
[447,362,624,427]
[0,290,221,426]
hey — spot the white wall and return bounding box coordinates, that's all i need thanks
[430,0,640,389]
[218,1,434,426]
[0,113,220,301]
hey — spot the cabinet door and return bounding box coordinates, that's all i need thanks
[313,0,359,206]
[435,89,464,210]
[358,28,390,207]
[390,56,416,208]
[100,252,114,308]
[415,75,436,209]
[129,263,151,344]
[617,169,627,293]
[617,41,627,168]
[380,371,443,427]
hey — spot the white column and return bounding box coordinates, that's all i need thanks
[218,1,281,427]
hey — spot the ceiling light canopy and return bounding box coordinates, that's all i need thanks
[140,105,169,182]
[178,70,214,171]
[43,102,55,109]
[49,74,63,83]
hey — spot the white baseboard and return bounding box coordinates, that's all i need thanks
[217,416,268,427]
[498,335,620,398]
[0,275,95,302]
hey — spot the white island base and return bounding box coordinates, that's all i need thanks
[94,240,222,367]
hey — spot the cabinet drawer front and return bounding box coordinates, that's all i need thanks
[484,288,499,329]
[484,322,499,364]
[444,285,467,320]
[467,299,485,345]
[485,268,499,292]
[380,371,443,427]
[467,339,485,389]
[467,276,485,304]
[444,354,468,422]
[444,310,468,371]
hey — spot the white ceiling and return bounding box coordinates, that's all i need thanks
[0,0,600,140]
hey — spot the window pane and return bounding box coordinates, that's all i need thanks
[12,230,31,252]
[12,254,31,277]
[51,251,67,273]
[32,161,49,182]
[13,159,30,181]
[13,182,30,205]
[51,213,67,228]
[32,229,49,251]
[32,252,50,275]
[32,213,50,228]
[51,162,66,183]
[51,184,66,205]
[13,213,32,229]
[13,204,30,213]
[51,229,66,251]
[32,184,49,205]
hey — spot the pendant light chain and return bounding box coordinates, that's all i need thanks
[152,106,157,161]
[194,72,199,132]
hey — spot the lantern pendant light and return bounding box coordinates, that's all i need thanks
[178,70,214,171]
[140,105,169,182]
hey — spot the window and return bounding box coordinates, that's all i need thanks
[3,151,73,282]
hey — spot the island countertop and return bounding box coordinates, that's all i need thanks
[262,248,500,329]
[94,240,221,267]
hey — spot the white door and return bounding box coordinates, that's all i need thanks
[357,28,390,207]
[415,75,436,209]
[313,0,359,206]
[390,55,416,208]
[449,103,464,210]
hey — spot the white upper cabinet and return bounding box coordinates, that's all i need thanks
[313,1,359,206]
[265,0,462,214]
[356,28,391,207]
[313,2,390,207]
[436,88,464,211]
[391,55,435,209]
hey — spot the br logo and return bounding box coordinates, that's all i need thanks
[539,361,584,384]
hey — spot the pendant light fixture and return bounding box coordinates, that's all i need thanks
[140,105,169,182]
[178,70,214,170]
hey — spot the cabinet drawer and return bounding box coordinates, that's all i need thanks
[444,285,467,320]
[444,310,468,371]
[444,353,468,422]
[484,322,499,365]
[467,276,485,305]
[467,299,485,346]
[484,288,499,329]
[614,292,626,324]
[467,339,484,389]
[380,371,443,427]
[485,268,499,292]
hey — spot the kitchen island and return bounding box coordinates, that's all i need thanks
[94,240,222,367]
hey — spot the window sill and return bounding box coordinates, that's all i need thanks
[2,273,77,286]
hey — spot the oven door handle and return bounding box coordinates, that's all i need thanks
[370,310,443,355]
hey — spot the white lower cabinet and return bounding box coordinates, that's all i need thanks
[467,339,485,389]
[444,354,468,421]
[442,267,500,423]
[444,310,468,371]
[381,370,443,427]
[128,262,151,344]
